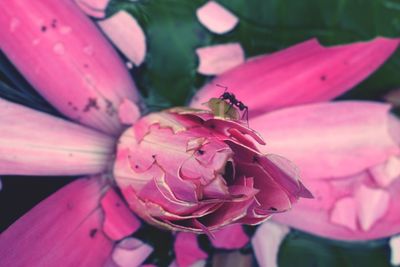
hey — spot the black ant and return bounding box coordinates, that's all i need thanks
[217,84,249,125]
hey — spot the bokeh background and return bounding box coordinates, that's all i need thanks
[1,0,400,266]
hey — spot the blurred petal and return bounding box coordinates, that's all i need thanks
[0,176,113,266]
[98,11,146,66]
[210,224,249,249]
[190,38,398,116]
[196,43,244,75]
[174,232,208,267]
[75,0,110,18]
[273,170,400,240]
[390,235,400,266]
[105,238,153,267]
[118,98,141,125]
[252,102,400,179]
[369,156,400,187]
[0,98,114,176]
[101,189,141,240]
[252,221,290,267]
[0,0,140,135]
[196,1,238,34]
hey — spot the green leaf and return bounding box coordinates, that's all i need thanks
[278,230,391,267]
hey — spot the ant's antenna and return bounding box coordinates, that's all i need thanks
[216,84,228,93]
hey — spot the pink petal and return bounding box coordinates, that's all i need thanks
[329,197,358,231]
[0,177,113,266]
[196,43,245,75]
[252,221,290,267]
[273,171,400,240]
[75,0,110,18]
[0,0,140,136]
[196,1,238,34]
[390,235,400,266]
[190,38,399,116]
[174,232,208,267]
[118,98,141,125]
[101,189,141,240]
[210,224,249,249]
[106,238,153,267]
[98,11,147,66]
[0,99,114,176]
[355,185,390,231]
[252,101,400,179]
[369,156,400,187]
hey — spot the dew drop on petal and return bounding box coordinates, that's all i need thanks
[53,42,65,55]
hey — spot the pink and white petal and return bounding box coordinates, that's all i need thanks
[252,221,290,267]
[196,43,244,75]
[196,1,238,34]
[0,99,114,176]
[252,101,400,179]
[105,238,153,267]
[190,38,399,116]
[98,11,146,66]
[272,171,400,240]
[0,176,113,267]
[75,0,110,18]
[210,224,249,249]
[390,235,400,266]
[174,232,208,267]
[0,0,140,136]
[101,189,141,240]
[369,156,400,187]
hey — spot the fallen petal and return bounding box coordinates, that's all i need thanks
[99,11,147,66]
[196,1,238,34]
[196,43,245,75]
[210,224,249,249]
[0,98,114,176]
[190,38,399,116]
[0,177,113,266]
[174,232,208,267]
[390,235,400,266]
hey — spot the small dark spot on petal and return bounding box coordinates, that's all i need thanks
[67,203,74,210]
[252,155,259,163]
[197,149,205,155]
[135,165,139,169]
[320,75,327,81]
[152,155,156,158]
[269,207,278,211]
[115,202,121,207]
[51,19,57,28]
[83,64,89,68]
[209,124,216,129]
[89,228,98,238]
[83,97,99,112]
[41,26,47,32]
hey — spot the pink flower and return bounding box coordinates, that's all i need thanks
[114,108,310,233]
[0,1,400,267]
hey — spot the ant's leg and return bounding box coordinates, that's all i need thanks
[242,108,249,126]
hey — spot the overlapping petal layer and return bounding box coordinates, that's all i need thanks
[0,0,140,135]
[190,38,399,117]
[0,98,114,175]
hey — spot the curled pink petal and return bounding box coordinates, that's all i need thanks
[107,238,153,267]
[252,221,290,267]
[174,232,208,267]
[196,43,245,75]
[75,0,110,18]
[390,235,400,266]
[252,101,400,179]
[0,0,140,136]
[0,98,114,176]
[98,11,146,66]
[196,1,239,34]
[0,177,113,266]
[114,108,308,233]
[210,224,249,249]
[190,38,399,116]
[101,189,141,240]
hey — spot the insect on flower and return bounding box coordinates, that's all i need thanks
[203,84,249,125]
